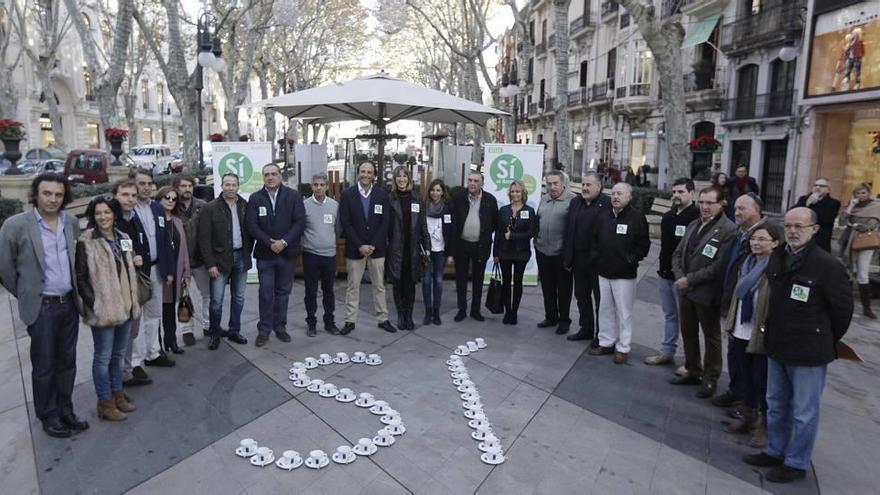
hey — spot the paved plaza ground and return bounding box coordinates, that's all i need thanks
[1,241,878,494]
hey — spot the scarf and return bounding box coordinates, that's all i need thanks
[733,254,769,324]
[735,176,749,194]
[426,199,445,218]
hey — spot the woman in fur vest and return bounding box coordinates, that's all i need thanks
[75,195,141,421]
[154,185,191,354]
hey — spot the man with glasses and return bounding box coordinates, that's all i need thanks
[245,163,306,347]
[744,207,852,484]
[795,178,840,252]
[670,187,736,398]
[174,175,209,345]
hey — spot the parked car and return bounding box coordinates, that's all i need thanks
[24,147,66,161]
[17,159,64,175]
[64,149,111,184]
[0,157,11,175]
[168,152,185,173]
[131,144,173,175]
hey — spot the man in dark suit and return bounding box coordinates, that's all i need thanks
[338,161,396,334]
[794,177,840,252]
[0,173,88,438]
[451,171,498,321]
[200,173,254,349]
[245,163,306,347]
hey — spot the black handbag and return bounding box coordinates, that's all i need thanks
[177,286,194,322]
[136,271,152,305]
[485,263,504,314]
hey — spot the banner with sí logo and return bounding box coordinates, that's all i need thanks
[483,143,545,286]
[211,142,274,199]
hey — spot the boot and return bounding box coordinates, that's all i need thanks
[423,307,433,326]
[97,399,127,421]
[406,309,415,330]
[859,284,877,319]
[749,415,768,449]
[725,407,756,434]
[397,310,406,330]
[112,390,136,413]
[432,307,441,325]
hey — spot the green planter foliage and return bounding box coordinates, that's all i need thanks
[0,197,23,229]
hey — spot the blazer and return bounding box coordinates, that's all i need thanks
[179,197,207,266]
[338,184,390,259]
[671,213,736,306]
[795,194,841,252]
[493,204,537,261]
[199,195,254,274]
[386,190,429,281]
[450,189,498,260]
[115,212,151,276]
[0,210,80,326]
[245,185,306,260]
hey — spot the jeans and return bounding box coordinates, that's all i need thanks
[256,256,297,335]
[454,241,488,314]
[422,251,446,310]
[91,321,132,401]
[209,250,248,336]
[499,259,528,314]
[536,251,572,324]
[656,277,680,357]
[303,252,337,324]
[766,357,827,470]
[27,299,79,421]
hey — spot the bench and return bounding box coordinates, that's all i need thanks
[646,197,673,239]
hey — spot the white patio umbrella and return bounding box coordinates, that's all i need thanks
[244,73,508,183]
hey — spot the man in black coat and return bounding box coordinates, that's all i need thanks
[744,207,853,484]
[451,171,498,321]
[727,165,760,218]
[561,172,610,342]
[645,177,699,365]
[794,177,840,252]
[245,163,306,347]
[338,161,396,334]
[588,183,650,364]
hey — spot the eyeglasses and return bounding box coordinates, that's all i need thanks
[783,223,815,230]
[813,183,829,188]
[697,200,718,205]
[749,237,774,243]
[164,196,178,202]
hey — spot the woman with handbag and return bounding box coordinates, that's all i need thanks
[75,195,141,421]
[155,186,192,353]
[387,166,429,330]
[422,179,454,325]
[844,183,880,319]
[493,180,537,325]
[721,221,782,448]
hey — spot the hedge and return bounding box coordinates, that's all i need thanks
[0,197,24,229]
[631,186,672,214]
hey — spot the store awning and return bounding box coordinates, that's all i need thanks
[681,15,721,49]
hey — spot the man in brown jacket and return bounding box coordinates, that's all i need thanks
[670,187,736,398]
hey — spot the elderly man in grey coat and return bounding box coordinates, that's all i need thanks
[535,170,576,335]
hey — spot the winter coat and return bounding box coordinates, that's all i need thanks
[671,213,737,306]
[450,189,499,261]
[75,228,141,327]
[658,203,699,280]
[386,190,429,281]
[493,204,537,261]
[561,193,610,269]
[199,195,254,274]
[722,271,770,355]
[591,204,650,279]
[157,215,191,303]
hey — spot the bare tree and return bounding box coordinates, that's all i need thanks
[121,24,154,148]
[63,0,131,131]
[502,0,532,145]
[552,0,571,171]
[10,0,72,150]
[0,4,24,118]
[619,0,688,181]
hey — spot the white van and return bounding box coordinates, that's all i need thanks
[131,144,173,175]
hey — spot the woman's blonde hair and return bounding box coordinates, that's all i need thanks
[392,165,412,192]
[508,179,528,204]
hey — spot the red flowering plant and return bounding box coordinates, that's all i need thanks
[872,131,880,155]
[688,135,721,152]
[0,119,25,140]
[209,133,225,142]
[104,127,129,140]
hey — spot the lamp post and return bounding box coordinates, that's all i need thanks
[195,11,226,170]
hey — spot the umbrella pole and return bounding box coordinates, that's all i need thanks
[376,102,387,187]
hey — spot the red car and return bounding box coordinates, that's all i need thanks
[64,149,111,184]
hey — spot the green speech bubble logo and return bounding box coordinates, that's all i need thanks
[521,174,538,196]
[217,152,254,186]
[489,153,523,190]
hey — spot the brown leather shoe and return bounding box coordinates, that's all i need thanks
[97,399,127,421]
[112,390,136,413]
[589,345,615,356]
[613,352,629,364]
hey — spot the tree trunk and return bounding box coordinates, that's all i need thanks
[553,0,571,172]
[124,94,139,148]
[36,64,66,151]
[618,0,689,182]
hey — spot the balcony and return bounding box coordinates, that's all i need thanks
[548,33,556,52]
[613,83,653,115]
[616,86,627,98]
[528,103,540,117]
[720,3,805,57]
[620,12,631,28]
[544,97,556,114]
[535,42,547,58]
[683,69,724,110]
[601,1,619,20]
[590,80,614,105]
[570,14,595,40]
[680,0,731,18]
[721,90,795,122]
[568,87,588,109]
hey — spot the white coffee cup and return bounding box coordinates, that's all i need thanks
[239,438,257,455]
[352,351,367,362]
[335,352,349,362]
[358,438,373,448]
[282,450,300,462]
[367,353,381,363]
[304,357,318,368]
[467,341,479,351]
[318,353,332,363]
[290,362,306,371]
[255,446,273,462]
[359,392,374,401]
[475,337,486,348]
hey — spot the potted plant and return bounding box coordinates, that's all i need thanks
[0,119,25,175]
[688,135,721,153]
[104,127,129,166]
[209,133,225,142]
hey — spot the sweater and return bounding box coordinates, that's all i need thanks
[302,195,340,257]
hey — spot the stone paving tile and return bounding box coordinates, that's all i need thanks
[0,404,39,495]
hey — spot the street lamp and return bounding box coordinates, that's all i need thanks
[194,11,225,171]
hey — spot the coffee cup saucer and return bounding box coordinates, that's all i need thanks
[333,355,350,364]
[335,392,356,403]
[454,347,470,356]
[317,356,333,365]
[369,403,389,415]
[464,408,482,419]
[373,434,395,447]
[304,359,319,369]
[292,378,311,388]
[235,446,256,458]
[480,451,505,465]
[250,453,275,467]
[304,456,330,469]
[275,455,303,470]
[365,357,382,366]
[479,441,500,453]
[355,397,375,408]
[332,452,356,464]
[446,359,462,366]
[350,353,366,363]
[319,387,338,398]
[353,442,378,456]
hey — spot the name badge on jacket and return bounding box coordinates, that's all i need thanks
[158,217,165,228]
[443,214,452,224]
[675,225,686,237]
[790,284,810,302]
[701,244,718,259]
[324,214,333,224]
[120,239,133,252]
[258,206,267,217]
[374,204,383,215]
[616,224,628,235]
[520,210,530,219]
[411,203,420,213]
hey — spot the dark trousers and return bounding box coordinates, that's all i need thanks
[256,257,296,336]
[500,259,527,315]
[572,257,600,335]
[392,276,416,312]
[536,251,572,324]
[161,284,177,349]
[27,299,79,421]
[731,337,769,412]
[302,252,336,324]
[455,241,488,314]
[727,335,745,400]
[679,297,722,384]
